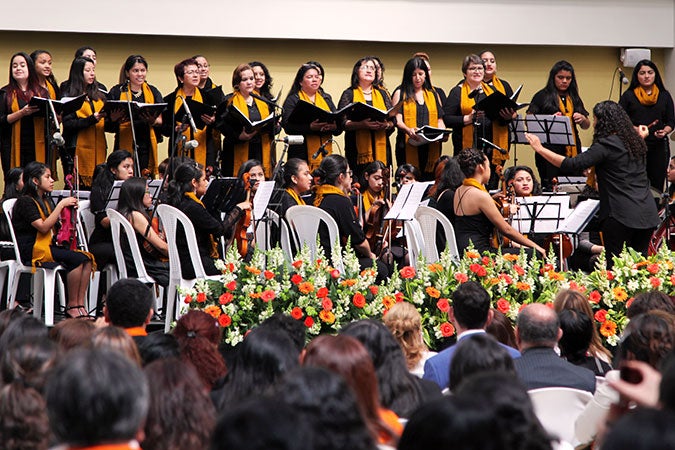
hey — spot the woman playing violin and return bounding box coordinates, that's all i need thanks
[360,160,387,222]
[276,157,313,216]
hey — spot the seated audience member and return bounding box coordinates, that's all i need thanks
[137,331,180,366]
[449,333,516,392]
[514,303,596,393]
[44,349,149,449]
[626,290,675,318]
[424,281,520,390]
[273,367,377,450]
[0,315,48,356]
[48,319,96,353]
[1,337,58,394]
[558,309,612,376]
[91,326,142,365]
[601,408,675,450]
[0,381,50,450]
[382,301,437,378]
[104,278,155,341]
[341,319,441,418]
[575,310,675,444]
[144,358,216,450]
[261,312,307,354]
[486,308,518,348]
[211,397,312,450]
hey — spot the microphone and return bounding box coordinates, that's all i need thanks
[480,137,508,155]
[52,132,65,147]
[276,135,304,146]
[312,139,333,160]
[468,86,483,99]
[618,68,629,85]
[184,139,199,150]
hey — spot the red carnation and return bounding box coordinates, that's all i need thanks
[219,293,233,305]
[291,274,303,285]
[440,322,455,337]
[304,316,314,328]
[218,314,232,327]
[291,307,303,320]
[594,309,608,323]
[400,266,416,279]
[496,298,510,314]
[436,298,450,313]
[316,287,329,298]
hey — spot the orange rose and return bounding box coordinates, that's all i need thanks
[291,307,303,320]
[353,292,366,308]
[440,322,455,337]
[589,290,602,303]
[218,314,232,327]
[594,309,607,323]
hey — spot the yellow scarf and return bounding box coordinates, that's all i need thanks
[362,188,383,212]
[30,198,55,271]
[558,95,579,157]
[634,85,659,106]
[9,94,46,169]
[313,184,347,207]
[46,80,57,100]
[119,82,159,175]
[482,78,510,165]
[353,87,388,165]
[230,91,272,177]
[174,88,208,167]
[75,97,106,186]
[298,91,333,171]
[185,191,220,258]
[402,89,441,173]
[462,177,488,193]
[285,188,305,206]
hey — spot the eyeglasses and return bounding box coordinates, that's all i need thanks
[345,170,353,177]
[467,66,484,72]
[359,65,376,72]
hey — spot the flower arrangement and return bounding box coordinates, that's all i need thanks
[180,242,675,350]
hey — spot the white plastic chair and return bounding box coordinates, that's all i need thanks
[403,219,424,269]
[3,198,66,326]
[255,209,294,262]
[414,205,460,263]
[285,205,340,262]
[528,387,594,446]
[156,204,222,332]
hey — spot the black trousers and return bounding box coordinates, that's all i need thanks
[601,217,654,267]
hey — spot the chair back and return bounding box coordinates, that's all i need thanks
[255,208,295,262]
[285,205,340,260]
[2,199,22,263]
[414,205,459,263]
[403,219,424,269]
[156,204,208,281]
[106,208,154,282]
[528,387,593,446]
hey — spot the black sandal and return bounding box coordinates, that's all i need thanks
[65,305,88,319]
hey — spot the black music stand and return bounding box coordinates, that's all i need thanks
[201,177,245,215]
[524,114,574,147]
[511,195,570,236]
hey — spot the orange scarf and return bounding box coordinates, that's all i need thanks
[313,184,346,207]
[174,88,208,167]
[9,93,46,169]
[558,95,579,157]
[75,97,107,186]
[353,87,388,165]
[362,188,383,212]
[402,89,441,172]
[230,91,272,177]
[119,82,159,175]
[30,198,55,271]
[298,91,333,170]
[634,85,659,106]
[285,188,305,206]
[484,78,511,164]
[46,80,57,100]
[462,177,488,193]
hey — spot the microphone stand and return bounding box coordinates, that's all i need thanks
[251,92,284,172]
[45,99,63,178]
[179,95,198,160]
[123,80,141,176]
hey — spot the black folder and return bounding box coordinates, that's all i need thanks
[473,85,529,121]
[102,100,167,121]
[201,177,246,214]
[219,104,276,133]
[287,100,353,125]
[175,98,217,130]
[29,94,86,117]
[344,100,402,123]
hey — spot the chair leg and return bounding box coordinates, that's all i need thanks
[33,270,45,324]
[41,270,58,327]
[164,282,176,333]
[6,268,21,310]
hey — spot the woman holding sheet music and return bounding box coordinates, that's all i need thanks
[338,57,394,176]
[526,100,658,262]
[219,64,274,178]
[0,52,48,174]
[392,56,446,181]
[161,58,217,171]
[106,55,164,177]
[282,62,339,170]
[526,60,590,191]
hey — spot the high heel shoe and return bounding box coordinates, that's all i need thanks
[64,305,89,319]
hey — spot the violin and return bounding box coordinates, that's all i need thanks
[365,168,390,255]
[234,173,252,259]
[142,215,167,261]
[491,165,513,249]
[57,158,79,250]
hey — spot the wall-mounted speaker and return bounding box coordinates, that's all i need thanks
[620,48,651,68]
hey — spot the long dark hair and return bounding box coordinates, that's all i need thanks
[503,165,542,195]
[3,167,23,200]
[433,157,464,199]
[350,57,377,89]
[118,54,148,86]
[248,61,273,100]
[117,177,150,222]
[64,57,105,100]
[628,59,666,91]
[592,100,647,159]
[21,161,49,199]
[29,49,59,96]
[166,162,203,207]
[288,63,322,97]
[3,52,45,108]
[313,154,348,186]
[91,150,134,209]
[282,158,307,189]
[539,60,585,114]
[400,57,432,100]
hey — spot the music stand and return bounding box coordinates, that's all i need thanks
[511,195,571,235]
[103,181,124,211]
[524,114,574,147]
[201,177,245,215]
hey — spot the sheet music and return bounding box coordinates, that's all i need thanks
[385,184,412,220]
[555,199,600,234]
[512,195,570,234]
[384,182,432,220]
[252,181,276,221]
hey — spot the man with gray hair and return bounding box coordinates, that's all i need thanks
[514,303,596,393]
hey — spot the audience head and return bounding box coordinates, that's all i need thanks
[1,337,58,394]
[0,382,50,450]
[0,309,25,339]
[627,290,675,318]
[618,310,675,369]
[49,319,95,353]
[516,303,561,350]
[451,281,493,331]
[261,312,307,353]
[382,301,428,371]
[144,357,216,450]
[449,333,515,392]
[104,278,154,329]
[91,326,142,365]
[137,331,180,366]
[45,349,149,447]
[173,310,227,390]
[485,308,518,348]
[0,314,48,356]
[557,308,594,364]
[554,288,611,359]
[602,408,675,450]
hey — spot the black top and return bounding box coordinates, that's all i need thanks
[105,83,164,152]
[560,135,659,229]
[11,196,50,262]
[218,92,271,171]
[527,89,588,153]
[0,93,41,166]
[619,89,675,143]
[317,192,365,259]
[88,184,112,245]
[281,91,340,160]
[453,187,493,253]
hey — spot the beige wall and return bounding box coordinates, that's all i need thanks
[0,31,665,188]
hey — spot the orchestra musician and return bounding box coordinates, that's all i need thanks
[275,157,313,216]
[394,163,421,187]
[453,147,546,258]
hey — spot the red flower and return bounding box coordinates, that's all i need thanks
[291,307,303,320]
[647,263,659,275]
[513,264,525,276]
[454,272,468,283]
[316,287,329,298]
[226,263,235,273]
[671,275,675,285]
[304,316,314,328]
[400,266,416,279]
[626,297,635,309]
[594,309,608,323]
[261,290,276,302]
[183,294,192,304]
[369,285,379,295]
[226,281,237,291]
[499,273,513,285]
[219,293,233,305]
[496,298,510,314]
[394,292,405,302]
[440,322,455,337]
[353,292,366,308]
[650,276,662,289]
[436,298,450,313]
[482,256,492,266]
[606,271,615,280]
[589,290,601,304]
[292,260,303,269]
[291,274,303,285]
[469,263,487,277]
[321,298,333,311]
[263,270,275,280]
[218,314,232,327]
[196,292,207,303]
[330,269,340,279]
